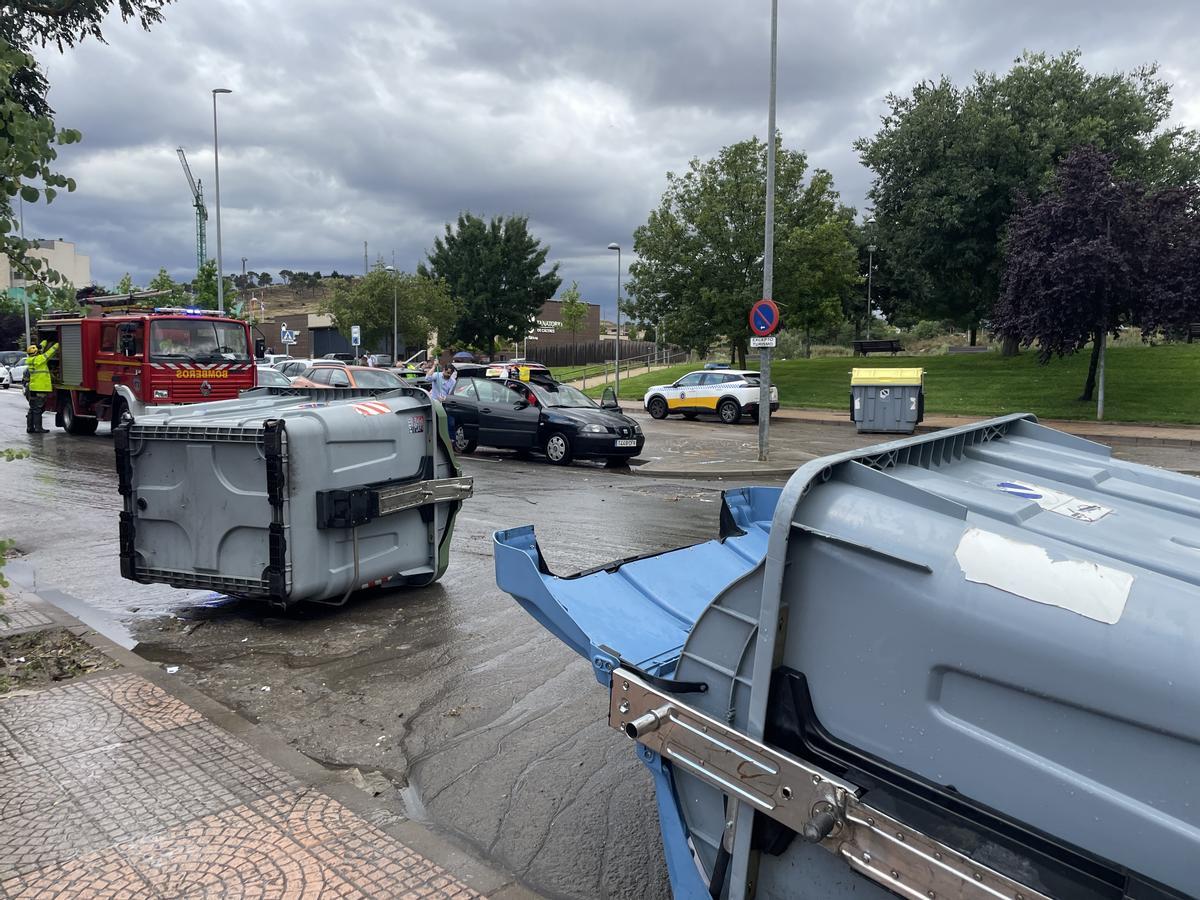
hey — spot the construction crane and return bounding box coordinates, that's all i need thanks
[176,147,208,276]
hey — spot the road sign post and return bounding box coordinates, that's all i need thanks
[351,324,361,363]
[749,298,780,460]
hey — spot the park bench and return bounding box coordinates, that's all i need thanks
[852,339,903,356]
[1188,323,1200,344]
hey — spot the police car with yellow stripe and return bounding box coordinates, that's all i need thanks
[643,368,779,424]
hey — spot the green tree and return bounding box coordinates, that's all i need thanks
[558,280,587,364]
[627,136,856,367]
[115,272,135,294]
[148,266,184,303]
[776,219,859,357]
[189,259,237,310]
[321,266,456,355]
[419,213,561,357]
[2,2,173,289]
[856,50,1200,347]
[1,41,80,289]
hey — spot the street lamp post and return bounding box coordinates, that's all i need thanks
[755,0,779,465]
[211,87,233,314]
[385,265,398,360]
[866,244,876,340]
[607,242,621,396]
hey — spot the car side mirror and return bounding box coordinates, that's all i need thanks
[514,399,529,410]
[601,387,620,410]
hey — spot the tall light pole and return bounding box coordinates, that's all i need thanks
[756,0,779,464]
[385,265,398,361]
[18,192,29,348]
[211,87,232,313]
[866,244,876,340]
[607,243,622,396]
[730,4,779,897]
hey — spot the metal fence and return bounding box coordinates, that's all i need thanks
[506,340,670,368]
[561,349,693,389]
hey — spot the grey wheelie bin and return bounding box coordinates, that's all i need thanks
[116,385,472,607]
[850,366,924,433]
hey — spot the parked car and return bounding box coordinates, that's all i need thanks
[290,365,407,389]
[274,358,341,379]
[322,352,358,362]
[255,366,292,388]
[643,369,779,424]
[260,353,292,366]
[443,374,644,466]
[0,350,27,389]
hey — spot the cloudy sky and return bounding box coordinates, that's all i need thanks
[25,0,1200,317]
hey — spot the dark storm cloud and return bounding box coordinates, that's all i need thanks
[21,0,1200,319]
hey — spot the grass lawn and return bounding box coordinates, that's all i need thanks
[585,346,1200,424]
[549,365,594,382]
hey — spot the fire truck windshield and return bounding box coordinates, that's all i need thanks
[150,319,250,362]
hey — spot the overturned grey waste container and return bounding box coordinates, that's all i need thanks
[116,386,472,607]
[495,412,1200,900]
[850,366,924,433]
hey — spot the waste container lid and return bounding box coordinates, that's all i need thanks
[851,367,924,385]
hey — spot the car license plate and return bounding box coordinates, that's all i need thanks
[615,439,637,447]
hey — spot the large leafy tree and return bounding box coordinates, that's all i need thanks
[2,2,173,289]
[775,217,861,357]
[626,136,857,366]
[856,50,1200,346]
[995,146,1200,402]
[322,266,456,355]
[419,213,560,356]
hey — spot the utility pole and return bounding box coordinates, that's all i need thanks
[756,0,778,464]
[607,243,622,395]
[866,244,876,340]
[18,192,29,348]
[211,87,233,314]
[1098,215,1110,421]
[363,241,368,275]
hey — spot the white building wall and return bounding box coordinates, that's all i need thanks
[1,240,91,292]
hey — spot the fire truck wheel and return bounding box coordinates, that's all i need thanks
[62,396,99,436]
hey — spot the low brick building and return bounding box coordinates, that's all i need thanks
[523,299,601,349]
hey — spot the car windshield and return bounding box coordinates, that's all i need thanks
[529,382,598,408]
[0,351,24,366]
[353,369,404,388]
[257,369,289,386]
[150,319,250,362]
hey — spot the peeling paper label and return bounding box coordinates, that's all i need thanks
[995,481,1113,523]
[955,528,1132,624]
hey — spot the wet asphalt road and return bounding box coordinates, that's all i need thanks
[0,388,788,899]
[4,388,1195,899]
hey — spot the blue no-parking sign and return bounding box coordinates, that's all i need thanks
[749,299,780,336]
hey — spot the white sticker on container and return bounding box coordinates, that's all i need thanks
[955,527,1132,624]
[994,481,1112,523]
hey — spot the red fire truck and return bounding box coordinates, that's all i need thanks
[35,296,255,435]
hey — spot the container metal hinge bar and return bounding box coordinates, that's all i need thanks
[315,476,473,530]
[609,668,1052,900]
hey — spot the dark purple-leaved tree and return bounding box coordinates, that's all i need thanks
[996,146,1199,401]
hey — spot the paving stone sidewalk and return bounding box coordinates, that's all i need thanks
[0,594,531,899]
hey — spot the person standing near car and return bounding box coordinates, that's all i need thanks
[24,340,58,434]
[427,363,457,401]
[427,363,458,436]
